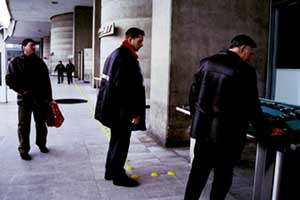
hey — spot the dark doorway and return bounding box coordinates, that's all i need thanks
[275,1,300,69]
[267,0,300,104]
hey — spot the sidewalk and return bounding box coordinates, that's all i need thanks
[0,78,255,200]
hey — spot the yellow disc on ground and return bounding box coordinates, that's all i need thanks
[151,172,159,177]
[125,159,130,163]
[167,171,176,176]
[125,165,134,171]
[131,174,140,180]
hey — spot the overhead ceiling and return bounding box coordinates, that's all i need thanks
[6,0,93,44]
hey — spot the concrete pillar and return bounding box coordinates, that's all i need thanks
[149,0,270,147]
[0,32,8,103]
[148,0,173,146]
[100,0,152,98]
[42,36,50,68]
[73,6,93,79]
[92,0,101,88]
[50,13,73,74]
[83,48,93,81]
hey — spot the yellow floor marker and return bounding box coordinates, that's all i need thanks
[151,172,159,177]
[131,174,140,180]
[167,171,176,176]
[125,165,134,171]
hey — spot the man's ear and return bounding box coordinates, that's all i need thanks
[239,45,246,53]
[127,37,133,43]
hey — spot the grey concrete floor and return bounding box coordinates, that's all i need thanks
[0,77,256,200]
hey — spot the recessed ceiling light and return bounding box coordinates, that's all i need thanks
[51,1,58,4]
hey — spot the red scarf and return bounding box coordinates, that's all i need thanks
[122,40,138,60]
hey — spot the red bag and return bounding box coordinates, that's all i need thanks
[46,100,64,128]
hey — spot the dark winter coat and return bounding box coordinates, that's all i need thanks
[54,64,65,74]
[95,45,146,131]
[189,50,265,147]
[6,54,52,105]
[65,63,74,75]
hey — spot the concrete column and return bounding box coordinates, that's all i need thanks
[148,0,172,146]
[92,0,101,88]
[149,0,270,147]
[0,32,8,103]
[42,36,50,68]
[73,6,93,79]
[100,0,152,98]
[83,48,93,81]
[50,13,73,74]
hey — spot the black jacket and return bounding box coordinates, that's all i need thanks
[189,50,265,145]
[65,63,74,74]
[6,54,52,105]
[54,64,65,74]
[95,45,146,131]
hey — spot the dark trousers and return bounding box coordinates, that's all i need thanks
[105,125,132,178]
[67,73,73,84]
[18,102,48,154]
[184,140,238,200]
[57,72,64,83]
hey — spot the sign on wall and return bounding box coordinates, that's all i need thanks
[98,22,115,38]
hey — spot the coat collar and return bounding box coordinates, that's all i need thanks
[122,40,138,60]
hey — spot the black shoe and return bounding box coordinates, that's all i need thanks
[20,153,32,161]
[39,146,49,153]
[113,175,139,187]
[104,172,113,181]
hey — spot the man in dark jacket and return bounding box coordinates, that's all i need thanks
[95,27,146,187]
[65,59,75,84]
[6,38,53,161]
[184,35,267,200]
[54,60,65,84]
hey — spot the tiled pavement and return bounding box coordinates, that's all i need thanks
[0,77,256,200]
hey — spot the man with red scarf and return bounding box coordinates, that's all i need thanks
[95,27,146,187]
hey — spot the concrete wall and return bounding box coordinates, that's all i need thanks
[74,6,93,79]
[100,0,152,98]
[50,13,73,74]
[149,0,270,147]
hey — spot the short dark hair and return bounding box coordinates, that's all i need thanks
[125,27,145,39]
[22,38,36,47]
[230,34,257,48]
